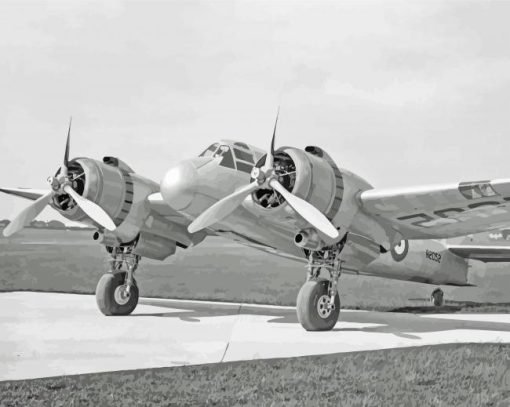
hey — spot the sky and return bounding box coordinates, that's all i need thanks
[1,0,510,223]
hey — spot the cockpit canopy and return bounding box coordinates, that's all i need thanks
[199,141,258,174]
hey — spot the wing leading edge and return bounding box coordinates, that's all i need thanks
[360,179,510,239]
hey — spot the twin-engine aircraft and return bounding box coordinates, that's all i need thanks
[3,116,510,331]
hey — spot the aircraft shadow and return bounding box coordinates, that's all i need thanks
[136,298,294,322]
[330,310,510,340]
[269,310,510,341]
[137,298,510,340]
[389,305,463,314]
[390,301,510,314]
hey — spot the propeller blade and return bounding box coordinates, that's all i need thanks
[263,107,280,171]
[188,181,259,233]
[63,185,116,231]
[3,191,54,237]
[269,179,339,239]
[62,117,72,177]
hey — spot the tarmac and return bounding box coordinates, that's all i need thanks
[2,291,510,381]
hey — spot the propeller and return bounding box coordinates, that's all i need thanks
[62,117,72,177]
[63,185,116,231]
[187,110,340,239]
[262,106,278,172]
[3,192,54,237]
[3,119,116,237]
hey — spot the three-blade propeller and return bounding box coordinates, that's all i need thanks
[187,110,340,239]
[3,119,116,237]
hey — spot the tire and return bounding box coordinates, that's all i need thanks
[296,278,340,331]
[431,288,444,307]
[96,272,139,316]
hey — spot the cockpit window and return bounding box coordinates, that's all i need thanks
[199,143,219,157]
[216,145,236,169]
[200,142,264,173]
[236,161,253,174]
[234,142,250,149]
[233,148,254,163]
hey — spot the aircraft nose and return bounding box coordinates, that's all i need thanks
[161,160,198,210]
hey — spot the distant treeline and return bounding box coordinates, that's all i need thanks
[0,219,93,231]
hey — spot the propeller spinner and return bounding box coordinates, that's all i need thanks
[187,110,340,239]
[3,119,116,237]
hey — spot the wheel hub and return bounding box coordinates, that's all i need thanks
[114,285,131,305]
[317,294,333,319]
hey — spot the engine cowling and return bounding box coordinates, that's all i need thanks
[131,231,177,260]
[241,145,366,249]
[50,156,158,243]
[248,147,341,219]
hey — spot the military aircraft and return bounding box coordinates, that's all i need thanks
[3,115,510,331]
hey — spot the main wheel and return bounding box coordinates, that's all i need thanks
[296,278,340,331]
[96,272,139,316]
[431,287,444,307]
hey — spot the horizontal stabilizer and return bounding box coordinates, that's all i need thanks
[448,245,510,263]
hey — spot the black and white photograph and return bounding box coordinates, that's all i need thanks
[1,0,510,405]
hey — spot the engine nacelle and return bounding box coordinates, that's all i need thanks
[93,230,177,260]
[132,231,176,260]
[50,156,158,243]
[250,147,339,217]
[244,145,373,245]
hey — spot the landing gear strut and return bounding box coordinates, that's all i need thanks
[96,245,141,316]
[297,248,343,331]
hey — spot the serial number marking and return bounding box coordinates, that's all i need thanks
[425,249,441,263]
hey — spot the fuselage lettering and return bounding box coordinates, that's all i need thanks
[397,198,510,228]
[425,249,441,263]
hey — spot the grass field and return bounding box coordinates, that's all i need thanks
[2,229,510,310]
[1,343,509,406]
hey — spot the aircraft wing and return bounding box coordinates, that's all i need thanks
[0,188,49,201]
[448,245,510,262]
[360,179,510,239]
[0,189,193,229]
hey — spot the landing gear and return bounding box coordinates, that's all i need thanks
[96,245,141,316]
[96,272,139,315]
[431,287,444,307]
[297,278,340,331]
[297,247,344,331]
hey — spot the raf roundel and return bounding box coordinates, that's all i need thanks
[391,239,409,262]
